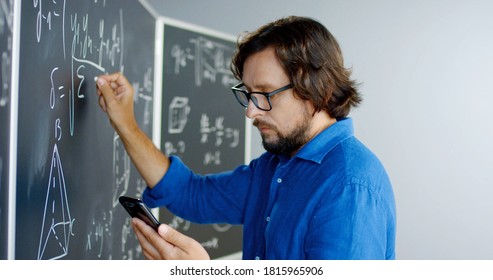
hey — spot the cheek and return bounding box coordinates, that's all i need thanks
[267,96,312,131]
[270,110,304,134]
[285,99,311,120]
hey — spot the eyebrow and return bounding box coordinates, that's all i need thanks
[243,83,278,93]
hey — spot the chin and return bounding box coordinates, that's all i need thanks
[260,134,277,145]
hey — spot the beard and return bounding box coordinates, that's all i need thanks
[254,113,311,156]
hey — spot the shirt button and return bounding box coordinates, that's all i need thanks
[255,256,260,260]
[266,216,270,222]
[277,178,282,183]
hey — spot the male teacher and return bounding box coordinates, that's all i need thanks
[96,16,396,260]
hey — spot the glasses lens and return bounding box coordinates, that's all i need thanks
[233,89,249,107]
[251,93,270,110]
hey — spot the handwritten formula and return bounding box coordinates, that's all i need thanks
[15,0,155,259]
[160,23,246,259]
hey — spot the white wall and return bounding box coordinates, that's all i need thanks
[145,0,493,259]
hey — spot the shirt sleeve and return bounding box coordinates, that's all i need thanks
[142,155,253,225]
[305,178,395,260]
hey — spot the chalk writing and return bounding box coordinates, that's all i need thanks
[171,36,236,88]
[132,67,153,126]
[163,140,186,156]
[200,114,240,148]
[0,51,10,107]
[112,132,130,208]
[169,216,191,232]
[0,0,13,107]
[160,24,246,258]
[26,0,153,259]
[201,237,219,249]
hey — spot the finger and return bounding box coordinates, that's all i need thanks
[96,87,106,111]
[131,218,162,259]
[101,72,129,87]
[98,72,134,100]
[96,77,117,108]
[98,95,107,112]
[133,218,179,259]
[110,81,118,89]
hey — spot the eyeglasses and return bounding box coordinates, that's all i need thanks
[231,82,293,111]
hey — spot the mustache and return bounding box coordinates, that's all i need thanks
[253,119,271,129]
[253,119,279,134]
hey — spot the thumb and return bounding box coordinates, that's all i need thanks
[157,224,210,260]
[158,224,185,247]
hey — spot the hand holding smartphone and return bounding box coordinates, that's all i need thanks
[119,196,161,231]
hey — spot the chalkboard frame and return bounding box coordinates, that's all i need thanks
[0,0,20,261]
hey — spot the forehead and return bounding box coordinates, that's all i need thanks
[242,48,289,90]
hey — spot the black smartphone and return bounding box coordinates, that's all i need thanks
[119,196,161,231]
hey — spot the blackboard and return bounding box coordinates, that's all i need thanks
[15,0,156,259]
[0,0,13,260]
[158,19,248,259]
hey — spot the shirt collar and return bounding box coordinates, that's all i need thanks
[294,117,354,164]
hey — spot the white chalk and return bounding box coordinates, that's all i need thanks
[94,76,99,82]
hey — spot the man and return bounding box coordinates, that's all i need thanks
[96,16,396,260]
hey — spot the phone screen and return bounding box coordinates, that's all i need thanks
[119,196,161,230]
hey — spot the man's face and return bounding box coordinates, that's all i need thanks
[241,48,314,156]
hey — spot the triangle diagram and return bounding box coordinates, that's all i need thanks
[37,144,73,260]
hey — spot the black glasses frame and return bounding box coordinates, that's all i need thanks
[231,82,293,111]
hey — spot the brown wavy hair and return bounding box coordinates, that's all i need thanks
[231,16,361,118]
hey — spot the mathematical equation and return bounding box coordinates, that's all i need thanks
[164,108,240,166]
[32,0,152,259]
[37,0,127,136]
[171,36,237,88]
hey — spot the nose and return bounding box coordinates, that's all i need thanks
[245,99,263,119]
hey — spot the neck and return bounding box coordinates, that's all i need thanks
[289,111,336,157]
[308,110,337,141]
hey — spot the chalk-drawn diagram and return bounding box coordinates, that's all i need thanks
[168,96,190,134]
[38,144,74,260]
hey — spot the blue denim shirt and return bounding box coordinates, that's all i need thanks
[143,118,396,259]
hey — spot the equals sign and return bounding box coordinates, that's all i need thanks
[59,86,65,98]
